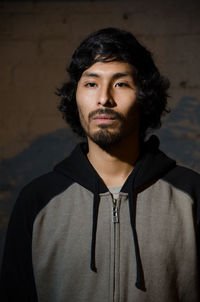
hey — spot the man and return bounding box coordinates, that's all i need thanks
[0,28,200,301]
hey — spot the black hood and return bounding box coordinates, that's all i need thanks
[54,135,176,290]
[54,135,175,193]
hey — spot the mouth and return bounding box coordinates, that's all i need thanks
[92,115,117,124]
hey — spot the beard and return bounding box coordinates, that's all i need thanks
[87,125,123,148]
[82,108,125,149]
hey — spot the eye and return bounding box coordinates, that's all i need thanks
[84,82,97,88]
[115,82,130,88]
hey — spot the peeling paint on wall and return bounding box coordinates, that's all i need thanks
[158,96,200,172]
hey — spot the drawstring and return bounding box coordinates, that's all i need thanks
[90,176,100,272]
[128,182,146,291]
[90,173,146,290]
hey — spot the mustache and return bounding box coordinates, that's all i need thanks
[88,108,124,121]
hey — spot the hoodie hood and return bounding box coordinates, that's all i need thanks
[54,135,176,290]
[55,135,175,194]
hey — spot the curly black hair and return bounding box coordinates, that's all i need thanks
[57,27,170,140]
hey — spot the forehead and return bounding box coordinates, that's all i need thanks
[81,61,135,79]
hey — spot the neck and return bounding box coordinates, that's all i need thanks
[87,135,140,187]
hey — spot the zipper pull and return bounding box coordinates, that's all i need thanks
[112,200,119,223]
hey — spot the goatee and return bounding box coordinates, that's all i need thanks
[85,108,124,148]
[86,125,123,149]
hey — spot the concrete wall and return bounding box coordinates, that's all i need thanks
[0,0,200,264]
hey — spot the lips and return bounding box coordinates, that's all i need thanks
[93,114,116,120]
[92,114,117,125]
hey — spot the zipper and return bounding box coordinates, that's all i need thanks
[111,194,120,302]
[112,198,119,223]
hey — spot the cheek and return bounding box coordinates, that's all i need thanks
[75,87,82,109]
[77,104,87,124]
[76,101,92,130]
[78,103,91,122]
[76,103,96,126]
[115,90,137,107]
[76,91,87,118]
[117,100,138,118]
[76,88,94,112]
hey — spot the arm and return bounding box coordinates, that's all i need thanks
[0,190,38,301]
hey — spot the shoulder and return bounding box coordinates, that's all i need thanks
[15,142,88,215]
[164,164,200,186]
[14,170,74,223]
[21,170,72,198]
[163,165,200,202]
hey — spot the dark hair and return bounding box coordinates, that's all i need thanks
[57,27,170,140]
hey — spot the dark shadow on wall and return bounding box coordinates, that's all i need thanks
[0,95,200,268]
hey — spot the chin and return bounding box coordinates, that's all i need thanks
[88,129,123,149]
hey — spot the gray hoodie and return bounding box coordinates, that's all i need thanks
[1,136,200,301]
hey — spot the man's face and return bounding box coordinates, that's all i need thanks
[76,61,140,148]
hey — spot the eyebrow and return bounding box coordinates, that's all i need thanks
[82,72,133,79]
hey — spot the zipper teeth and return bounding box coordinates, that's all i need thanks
[111,195,120,302]
[112,195,119,224]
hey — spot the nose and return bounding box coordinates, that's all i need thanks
[98,84,114,107]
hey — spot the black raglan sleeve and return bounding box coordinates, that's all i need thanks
[0,188,38,302]
[164,165,200,276]
[0,170,72,301]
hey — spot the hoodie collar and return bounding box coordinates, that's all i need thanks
[122,135,176,192]
[55,135,176,194]
[54,142,108,193]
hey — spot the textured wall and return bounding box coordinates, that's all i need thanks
[0,0,200,265]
